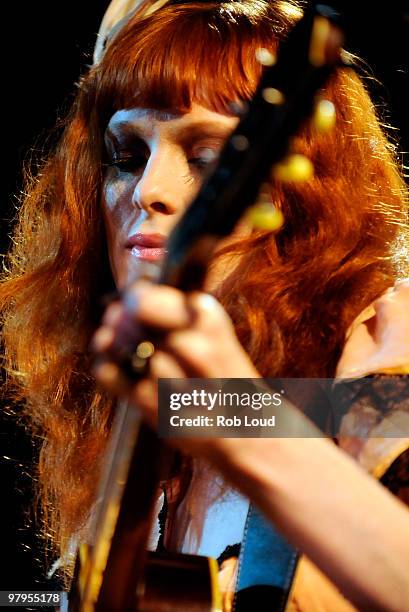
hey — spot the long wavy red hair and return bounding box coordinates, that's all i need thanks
[1,0,408,571]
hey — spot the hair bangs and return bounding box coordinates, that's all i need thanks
[93,1,286,119]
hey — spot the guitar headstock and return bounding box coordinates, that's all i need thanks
[161,3,346,288]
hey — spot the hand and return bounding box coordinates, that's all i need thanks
[336,279,409,378]
[91,280,260,430]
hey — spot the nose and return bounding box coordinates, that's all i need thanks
[132,147,192,217]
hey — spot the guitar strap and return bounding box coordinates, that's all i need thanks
[234,503,299,611]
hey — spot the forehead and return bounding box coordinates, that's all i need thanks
[105,103,240,138]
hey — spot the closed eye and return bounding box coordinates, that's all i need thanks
[105,152,147,173]
[188,147,220,172]
[188,157,212,171]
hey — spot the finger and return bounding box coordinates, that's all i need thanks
[92,357,133,396]
[374,291,409,332]
[131,378,158,428]
[186,291,235,335]
[155,292,237,374]
[123,281,194,330]
[163,330,219,376]
[394,277,409,290]
[91,325,116,353]
[130,379,205,455]
[161,293,259,377]
[149,349,189,379]
[92,301,143,355]
[163,329,258,378]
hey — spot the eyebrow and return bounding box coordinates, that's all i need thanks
[170,122,236,143]
[105,119,237,144]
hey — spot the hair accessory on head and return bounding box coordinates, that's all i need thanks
[93,0,143,64]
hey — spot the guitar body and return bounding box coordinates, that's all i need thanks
[140,552,221,612]
[70,547,221,611]
[67,410,221,611]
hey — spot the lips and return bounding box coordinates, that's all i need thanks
[125,232,166,248]
[125,232,167,262]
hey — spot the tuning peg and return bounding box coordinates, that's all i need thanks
[246,202,284,231]
[309,15,331,67]
[247,184,284,231]
[313,99,336,133]
[273,154,314,182]
[262,87,285,105]
[255,47,276,66]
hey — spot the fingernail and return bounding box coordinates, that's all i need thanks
[196,293,221,311]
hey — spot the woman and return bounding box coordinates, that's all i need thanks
[1,0,409,609]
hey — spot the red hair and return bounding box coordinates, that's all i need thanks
[1,0,408,570]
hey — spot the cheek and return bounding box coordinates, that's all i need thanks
[101,176,135,288]
[102,175,135,232]
[101,181,121,266]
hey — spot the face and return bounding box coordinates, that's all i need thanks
[102,103,240,289]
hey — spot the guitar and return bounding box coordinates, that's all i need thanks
[68,3,345,610]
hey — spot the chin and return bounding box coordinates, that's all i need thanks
[115,252,162,290]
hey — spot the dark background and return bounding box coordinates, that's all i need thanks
[0,1,110,591]
[0,0,408,595]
